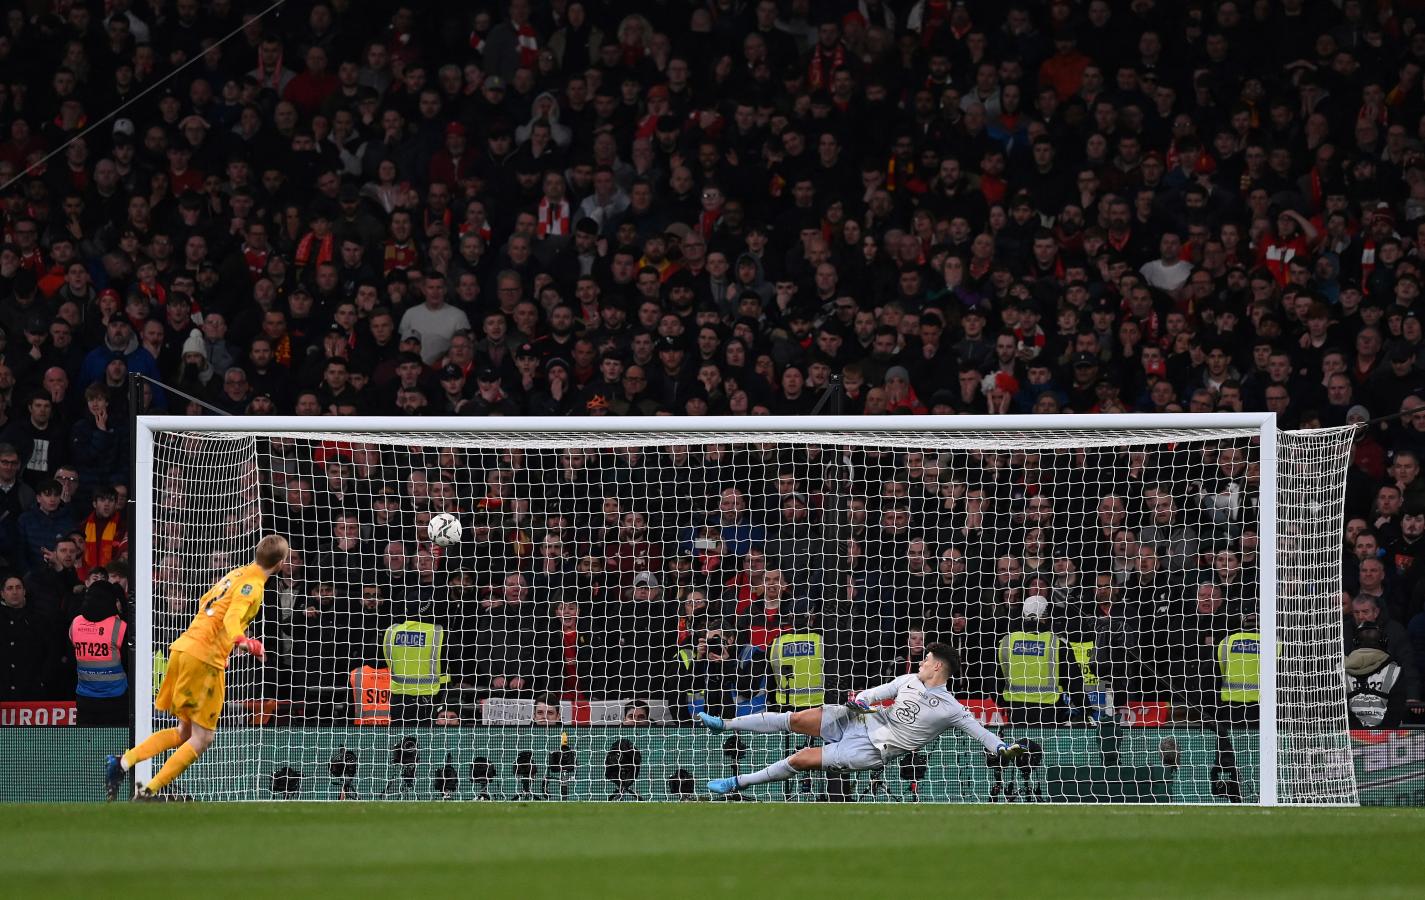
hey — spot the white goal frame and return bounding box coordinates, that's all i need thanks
[132,412,1346,805]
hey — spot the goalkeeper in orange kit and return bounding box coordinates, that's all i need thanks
[105,534,290,800]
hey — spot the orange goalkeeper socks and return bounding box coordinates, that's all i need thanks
[121,728,182,770]
[146,743,199,792]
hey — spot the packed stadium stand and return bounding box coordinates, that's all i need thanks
[0,0,1421,739]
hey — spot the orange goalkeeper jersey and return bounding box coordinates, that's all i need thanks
[169,563,269,670]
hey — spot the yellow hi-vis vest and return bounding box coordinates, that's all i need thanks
[152,648,168,699]
[675,647,702,704]
[1070,640,1099,688]
[1218,631,1261,702]
[998,631,1062,704]
[769,631,824,708]
[382,620,447,697]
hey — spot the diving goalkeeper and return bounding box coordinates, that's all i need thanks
[105,534,290,800]
[697,642,1023,794]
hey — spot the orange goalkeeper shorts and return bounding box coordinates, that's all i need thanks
[155,649,225,730]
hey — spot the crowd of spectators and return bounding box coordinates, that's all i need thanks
[174,439,1262,725]
[0,0,1422,724]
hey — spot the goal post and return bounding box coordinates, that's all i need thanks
[1258,423,1279,807]
[133,413,1357,804]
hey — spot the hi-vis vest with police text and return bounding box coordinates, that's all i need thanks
[769,631,824,708]
[998,631,1062,704]
[1070,640,1099,688]
[382,620,447,697]
[350,665,393,724]
[70,614,127,698]
[1218,631,1260,702]
[1346,662,1401,727]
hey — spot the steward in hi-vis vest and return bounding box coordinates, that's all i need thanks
[349,665,392,725]
[383,618,447,725]
[1217,631,1260,704]
[70,581,132,725]
[997,595,1082,725]
[1214,611,1264,729]
[770,630,824,708]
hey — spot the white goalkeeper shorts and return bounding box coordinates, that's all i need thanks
[818,703,885,772]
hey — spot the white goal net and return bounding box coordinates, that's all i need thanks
[135,415,1357,804]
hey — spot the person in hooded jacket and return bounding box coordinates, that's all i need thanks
[1345,624,1407,728]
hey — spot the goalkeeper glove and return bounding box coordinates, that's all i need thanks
[844,696,874,715]
[996,742,1027,761]
[233,636,266,661]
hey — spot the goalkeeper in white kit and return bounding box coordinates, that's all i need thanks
[698,642,1024,794]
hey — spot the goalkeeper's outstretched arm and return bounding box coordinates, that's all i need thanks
[945,696,1006,755]
[850,673,915,706]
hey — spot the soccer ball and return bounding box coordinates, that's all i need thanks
[428,513,463,547]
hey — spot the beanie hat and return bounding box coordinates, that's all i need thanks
[182,328,208,360]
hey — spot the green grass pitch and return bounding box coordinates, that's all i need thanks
[2,803,1421,898]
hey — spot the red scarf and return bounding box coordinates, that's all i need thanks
[136,278,167,305]
[459,220,492,242]
[886,157,913,192]
[699,209,721,238]
[562,626,583,698]
[635,113,662,141]
[273,334,292,367]
[537,197,571,238]
[1011,326,1047,358]
[243,244,269,281]
[1258,235,1309,286]
[579,298,600,327]
[80,513,126,580]
[1360,239,1377,290]
[254,50,285,90]
[807,43,847,91]
[17,247,44,275]
[295,232,333,269]
[383,241,418,274]
[517,23,539,68]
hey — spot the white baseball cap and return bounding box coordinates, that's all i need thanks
[1022,595,1050,619]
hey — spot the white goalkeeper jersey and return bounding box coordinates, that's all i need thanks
[853,674,1002,758]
